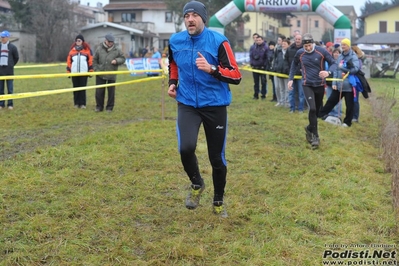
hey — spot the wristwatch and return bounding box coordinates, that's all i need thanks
[328,71,331,75]
[210,65,217,74]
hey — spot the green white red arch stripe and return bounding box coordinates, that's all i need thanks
[209,0,352,34]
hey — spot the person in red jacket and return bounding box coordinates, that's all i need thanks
[66,34,93,109]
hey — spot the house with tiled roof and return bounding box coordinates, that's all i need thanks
[359,3,399,35]
[73,1,107,25]
[81,22,144,57]
[103,0,176,56]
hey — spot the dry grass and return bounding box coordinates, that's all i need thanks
[370,81,399,220]
[0,66,397,265]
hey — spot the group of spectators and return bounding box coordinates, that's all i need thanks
[67,38,168,111]
[250,32,368,148]
[250,32,306,112]
[1,30,167,113]
[66,33,126,112]
[249,32,366,121]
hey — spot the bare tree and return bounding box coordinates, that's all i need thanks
[9,0,84,62]
[357,0,390,38]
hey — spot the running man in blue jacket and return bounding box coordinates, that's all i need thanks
[287,33,337,148]
[167,1,241,217]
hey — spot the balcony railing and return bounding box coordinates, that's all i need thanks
[236,28,251,38]
[120,21,155,33]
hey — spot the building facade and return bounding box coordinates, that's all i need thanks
[289,6,357,42]
[237,12,285,50]
[103,0,176,55]
[360,3,399,35]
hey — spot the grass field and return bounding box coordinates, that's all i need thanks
[0,65,398,265]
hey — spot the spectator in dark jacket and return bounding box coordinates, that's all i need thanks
[286,34,305,113]
[250,35,268,99]
[268,41,277,102]
[141,45,149,57]
[93,33,126,112]
[273,38,290,107]
[272,36,284,103]
[0,30,19,110]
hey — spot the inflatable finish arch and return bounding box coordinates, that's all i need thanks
[208,0,352,40]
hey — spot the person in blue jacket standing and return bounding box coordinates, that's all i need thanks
[167,0,241,217]
[287,33,337,148]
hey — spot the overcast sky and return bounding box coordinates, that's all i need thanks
[86,0,389,16]
[328,0,389,15]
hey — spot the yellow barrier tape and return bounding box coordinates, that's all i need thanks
[240,66,346,82]
[15,63,67,69]
[0,75,165,101]
[0,69,163,80]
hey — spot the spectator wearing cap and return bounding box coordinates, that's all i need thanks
[93,33,126,112]
[0,30,19,110]
[66,34,93,109]
[326,42,334,53]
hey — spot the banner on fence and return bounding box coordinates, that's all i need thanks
[126,58,169,76]
[235,52,250,64]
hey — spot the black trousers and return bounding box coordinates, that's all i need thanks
[95,76,116,111]
[177,104,228,201]
[252,71,267,98]
[319,89,354,126]
[71,76,88,106]
[302,85,325,135]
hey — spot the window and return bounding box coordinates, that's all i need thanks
[122,13,136,22]
[314,20,319,28]
[379,21,387,33]
[297,20,301,27]
[395,21,399,32]
[165,12,172,23]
